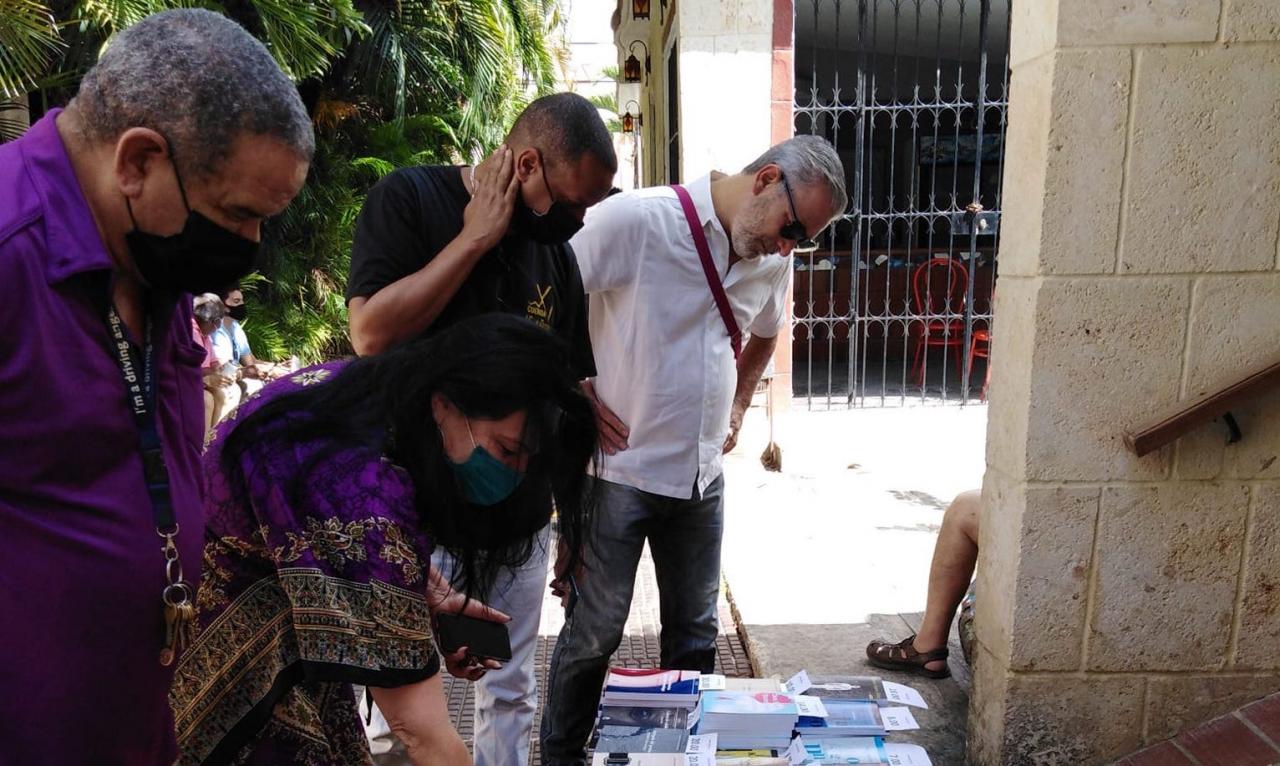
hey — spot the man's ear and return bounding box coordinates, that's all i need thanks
[751,163,783,196]
[113,127,171,199]
[513,147,541,182]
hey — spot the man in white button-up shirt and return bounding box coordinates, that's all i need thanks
[540,136,847,765]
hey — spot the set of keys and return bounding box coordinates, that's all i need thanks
[159,529,195,667]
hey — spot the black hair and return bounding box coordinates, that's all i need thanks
[509,92,618,174]
[218,313,599,600]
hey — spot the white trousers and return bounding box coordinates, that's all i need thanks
[364,526,550,766]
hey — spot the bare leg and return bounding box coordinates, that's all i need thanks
[203,388,219,434]
[371,674,470,766]
[911,489,981,671]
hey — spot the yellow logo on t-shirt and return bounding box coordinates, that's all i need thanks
[526,284,555,329]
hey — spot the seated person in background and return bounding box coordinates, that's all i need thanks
[215,287,274,397]
[865,489,980,679]
[194,294,234,433]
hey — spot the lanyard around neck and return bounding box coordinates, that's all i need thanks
[105,304,174,529]
[105,300,194,666]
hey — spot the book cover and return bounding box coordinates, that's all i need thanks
[605,668,701,696]
[593,725,689,753]
[700,691,799,717]
[806,677,886,704]
[802,736,888,764]
[597,706,690,730]
[799,737,933,766]
[797,700,885,735]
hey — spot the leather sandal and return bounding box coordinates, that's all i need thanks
[865,634,951,679]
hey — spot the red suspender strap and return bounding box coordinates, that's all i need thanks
[670,184,742,360]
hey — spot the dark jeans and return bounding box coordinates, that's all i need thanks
[539,475,725,766]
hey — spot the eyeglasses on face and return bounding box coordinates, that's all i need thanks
[779,174,820,254]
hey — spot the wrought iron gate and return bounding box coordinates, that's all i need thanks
[791,0,1011,408]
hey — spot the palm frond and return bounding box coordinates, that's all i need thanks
[587,92,617,114]
[0,0,64,99]
[0,98,30,142]
[350,155,395,177]
[248,0,367,80]
[73,0,169,34]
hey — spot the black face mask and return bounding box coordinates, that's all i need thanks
[125,152,260,295]
[226,304,248,322]
[511,151,584,245]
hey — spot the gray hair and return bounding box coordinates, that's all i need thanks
[743,135,848,217]
[70,9,314,178]
[193,293,226,324]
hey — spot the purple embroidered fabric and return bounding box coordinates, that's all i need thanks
[170,362,440,765]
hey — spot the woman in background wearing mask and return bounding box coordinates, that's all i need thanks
[170,314,597,765]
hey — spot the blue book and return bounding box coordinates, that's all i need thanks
[796,700,885,736]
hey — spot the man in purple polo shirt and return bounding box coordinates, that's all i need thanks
[0,9,312,763]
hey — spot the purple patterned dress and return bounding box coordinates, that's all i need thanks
[170,362,440,765]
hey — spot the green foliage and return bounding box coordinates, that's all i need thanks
[244,115,461,363]
[246,0,367,80]
[0,0,64,100]
[589,71,621,134]
[587,91,619,132]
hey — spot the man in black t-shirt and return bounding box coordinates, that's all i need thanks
[346,92,621,766]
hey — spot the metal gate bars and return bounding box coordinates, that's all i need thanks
[791,0,1011,409]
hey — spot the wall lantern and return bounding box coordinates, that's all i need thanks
[623,40,650,84]
[622,101,642,134]
[633,0,650,20]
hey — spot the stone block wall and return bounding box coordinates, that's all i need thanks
[676,0,774,180]
[972,1,1280,763]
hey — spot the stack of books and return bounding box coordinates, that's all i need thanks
[591,706,691,754]
[587,668,933,766]
[694,691,801,749]
[601,668,702,708]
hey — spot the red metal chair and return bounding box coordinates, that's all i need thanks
[969,326,991,400]
[910,256,968,388]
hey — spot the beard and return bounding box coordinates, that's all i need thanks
[730,195,775,260]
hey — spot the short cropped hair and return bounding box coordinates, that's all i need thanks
[70,8,314,179]
[509,92,617,173]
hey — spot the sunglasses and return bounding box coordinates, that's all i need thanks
[779,174,821,254]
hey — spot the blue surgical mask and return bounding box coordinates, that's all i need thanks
[449,418,524,506]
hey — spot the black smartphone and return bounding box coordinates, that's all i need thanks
[435,613,513,662]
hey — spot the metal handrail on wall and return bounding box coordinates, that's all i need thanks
[1123,359,1280,457]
